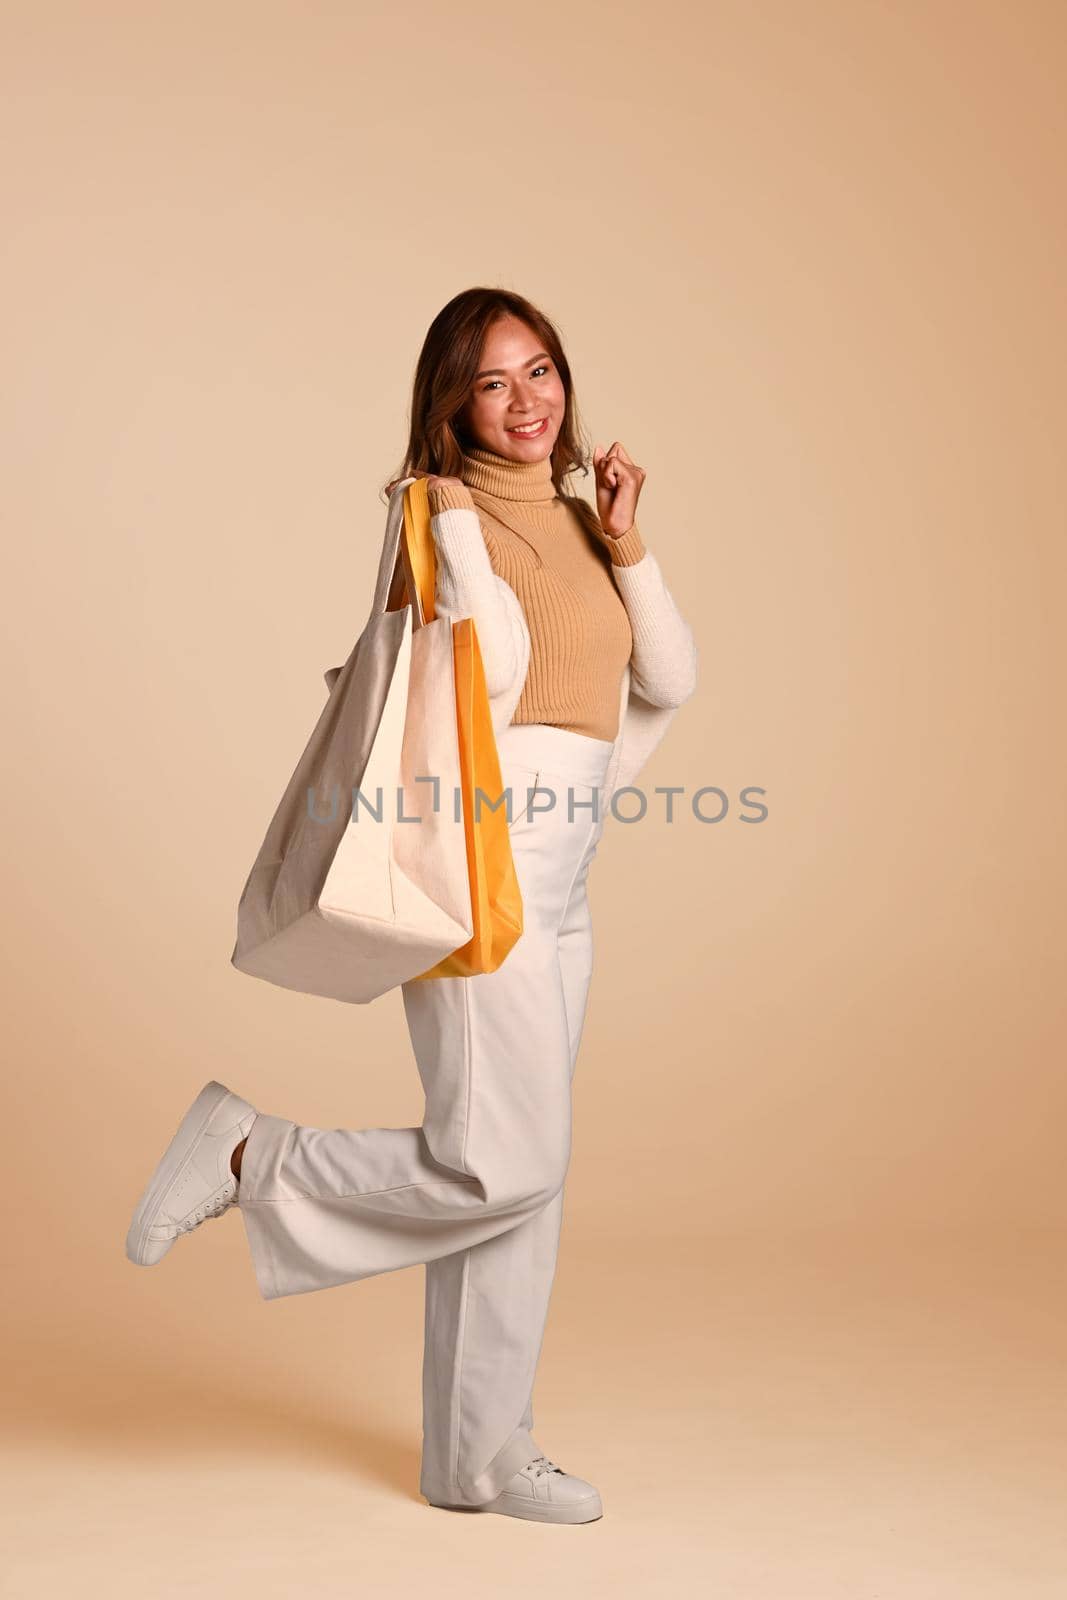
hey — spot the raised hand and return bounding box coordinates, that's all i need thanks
[592,442,646,538]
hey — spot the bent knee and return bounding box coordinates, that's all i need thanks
[477,1146,570,1212]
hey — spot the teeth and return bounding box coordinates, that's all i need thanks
[509,421,545,434]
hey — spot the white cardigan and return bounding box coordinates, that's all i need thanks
[429,500,699,815]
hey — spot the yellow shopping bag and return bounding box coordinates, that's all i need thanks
[400,478,524,979]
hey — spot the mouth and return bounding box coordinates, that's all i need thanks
[506,418,549,438]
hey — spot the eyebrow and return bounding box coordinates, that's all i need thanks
[474,351,552,380]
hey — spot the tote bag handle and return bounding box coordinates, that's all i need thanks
[369,476,426,625]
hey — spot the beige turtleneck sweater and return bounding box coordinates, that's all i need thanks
[426,446,650,742]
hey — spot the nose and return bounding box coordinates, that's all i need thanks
[508,380,539,414]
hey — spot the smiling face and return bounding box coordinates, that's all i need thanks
[460,314,567,462]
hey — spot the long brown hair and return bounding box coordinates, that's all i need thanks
[381,288,591,504]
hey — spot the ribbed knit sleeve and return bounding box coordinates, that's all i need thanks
[427,482,478,518]
[426,495,525,699]
[588,519,648,567]
[612,551,699,709]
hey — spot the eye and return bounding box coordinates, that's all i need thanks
[480,363,552,393]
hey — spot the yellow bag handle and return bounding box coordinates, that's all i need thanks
[400,477,435,628]
[399,478,524,979]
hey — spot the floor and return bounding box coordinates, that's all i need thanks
[3,1227,1065,1598]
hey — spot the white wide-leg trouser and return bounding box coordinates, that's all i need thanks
[237,721,615,1507]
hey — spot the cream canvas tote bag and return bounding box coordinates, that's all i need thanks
[230,479,474,1003]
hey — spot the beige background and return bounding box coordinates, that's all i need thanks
[3,0,1065,1594]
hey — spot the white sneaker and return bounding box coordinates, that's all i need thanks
[429,1455,603,1523]
[125,1080,258,1266]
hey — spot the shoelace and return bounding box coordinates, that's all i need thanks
[176,1182,237,1234]
[526,1454,564,1477]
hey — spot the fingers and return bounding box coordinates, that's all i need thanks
[386,469,435,496]
[593,441,642,477]
[593,442,621,486]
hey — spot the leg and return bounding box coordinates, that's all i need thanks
[236,936,574,1302]
[234,741,608,1509]
[417,787,605,1507]
[513,829,599,1440]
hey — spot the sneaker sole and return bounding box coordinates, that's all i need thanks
[427,1492,603,1523]
[125,1080,245,1266]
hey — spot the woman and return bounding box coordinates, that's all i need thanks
[125,288,698,1524]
